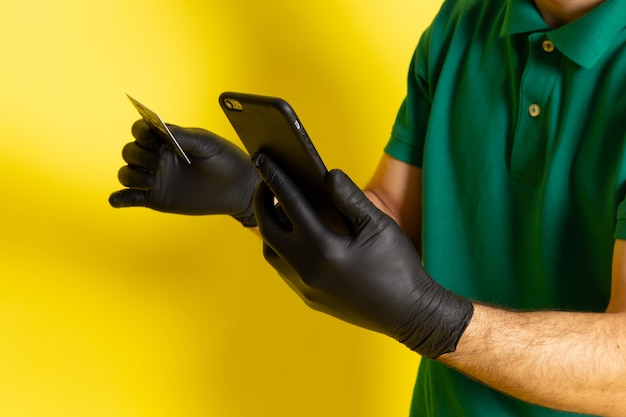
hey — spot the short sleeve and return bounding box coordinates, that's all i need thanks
[384,25,434,168]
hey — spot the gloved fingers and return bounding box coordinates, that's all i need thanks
[253,152,329,239]
[326,169,386,228]
[262,241,292,275]
[131,119,162,151]
[254,180,291,252]
[108,189,148,208]
[262,242,310,300]
[121,142,161,171]
[166,124,243,160]
[117,165,156,189]
[133,119,249,163]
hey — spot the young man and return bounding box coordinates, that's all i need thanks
[110,0,626,415]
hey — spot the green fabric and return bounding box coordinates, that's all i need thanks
[384,0,626,415]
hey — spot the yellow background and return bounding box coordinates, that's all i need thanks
[0,1,442,416]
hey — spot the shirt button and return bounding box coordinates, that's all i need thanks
[542,40,555,53]
[528,104,541,117]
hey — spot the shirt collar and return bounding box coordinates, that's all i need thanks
[501,0,550,36]
[501,0,626,68]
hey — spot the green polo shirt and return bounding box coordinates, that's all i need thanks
[385,0,626,415]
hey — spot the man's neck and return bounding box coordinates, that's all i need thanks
[534,0,605,27]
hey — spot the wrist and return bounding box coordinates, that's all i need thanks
[398,286,474,359]
[231,167,260,227]
[232,200,257,227]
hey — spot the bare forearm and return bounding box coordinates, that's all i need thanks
[363,156,423,250]
[364,190,392,217]
[440,304,626,416]
[364,189,422,251]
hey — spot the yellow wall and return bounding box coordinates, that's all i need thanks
[0,1,442,416]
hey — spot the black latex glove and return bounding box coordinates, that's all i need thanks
[109,120,259,227]
[253,153,474,359]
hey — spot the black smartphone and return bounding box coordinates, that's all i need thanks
[219,92,348,234]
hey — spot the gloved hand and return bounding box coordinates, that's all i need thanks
[253,153,474,359]
[109,120,259,227]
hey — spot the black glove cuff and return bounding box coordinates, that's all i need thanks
[398,284,474,359]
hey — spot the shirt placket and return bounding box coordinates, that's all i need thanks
[511,32,561,185]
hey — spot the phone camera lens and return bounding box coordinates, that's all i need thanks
[224,99,242,111]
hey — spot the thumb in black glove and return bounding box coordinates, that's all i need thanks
[253,153,473,358]
[109,120,259,226]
